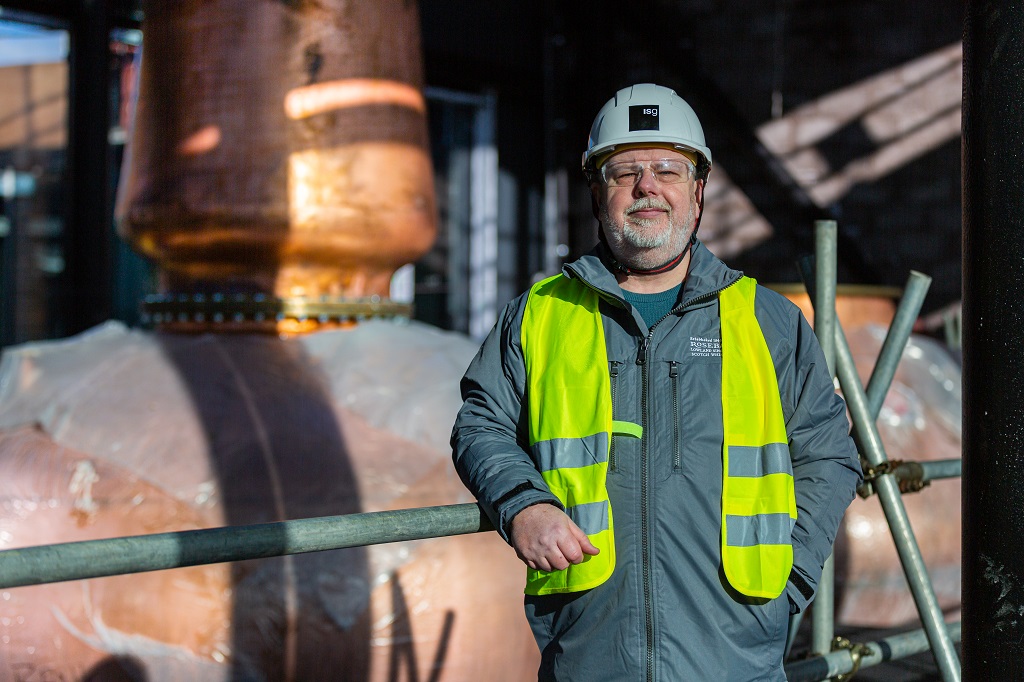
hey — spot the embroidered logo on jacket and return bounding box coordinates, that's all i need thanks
[689,336,722,358]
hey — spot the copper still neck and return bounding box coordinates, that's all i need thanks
[117,0,437,333]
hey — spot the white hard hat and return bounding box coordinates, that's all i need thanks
[582,83,712,179]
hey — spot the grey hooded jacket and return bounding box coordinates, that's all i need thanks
[452,242,862,681]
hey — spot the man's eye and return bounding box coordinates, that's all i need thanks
[615,171,639,181]
[656,170,681,180]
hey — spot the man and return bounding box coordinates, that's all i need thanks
[452,83,861,681]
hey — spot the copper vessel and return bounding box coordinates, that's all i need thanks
[0,2,541,680]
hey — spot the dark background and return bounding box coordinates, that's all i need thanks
[0,0,965,334]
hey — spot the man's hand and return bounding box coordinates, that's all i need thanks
[509,504,600,571]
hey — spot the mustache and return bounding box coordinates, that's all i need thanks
[625,197,672,214]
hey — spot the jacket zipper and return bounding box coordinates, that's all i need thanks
[638,280,739,682]
[637,326,655,682]
[669,361,680,471]
[609,361,620,471]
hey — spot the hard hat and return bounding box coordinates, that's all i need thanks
[582,83,712,180]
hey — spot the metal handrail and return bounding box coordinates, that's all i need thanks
[0,494,961,680]
[0,503,492,589]
[916,458,962,481]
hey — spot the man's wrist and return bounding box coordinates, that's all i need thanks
[494,483,562,543]
[506,500,563,536]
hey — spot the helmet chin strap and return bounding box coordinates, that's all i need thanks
[598,190,705,277]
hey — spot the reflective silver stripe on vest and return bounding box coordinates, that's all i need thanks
[725,513,796,547]
[566,500,610,535]
[533,433,610,473]
[728,443,792,477]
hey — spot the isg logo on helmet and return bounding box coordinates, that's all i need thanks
[628,105,660,131]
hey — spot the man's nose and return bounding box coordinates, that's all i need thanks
[634,167,660,196]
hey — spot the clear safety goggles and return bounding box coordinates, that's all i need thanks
[600,158,697,187]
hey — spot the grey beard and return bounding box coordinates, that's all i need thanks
[601,199,696,270]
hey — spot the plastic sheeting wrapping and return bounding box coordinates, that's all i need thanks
[0,321,539,681]
[837,324,962,627]
[0,315,964,678]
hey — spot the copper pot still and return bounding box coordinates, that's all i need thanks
[0,3,542,680]
[117,0,437,333]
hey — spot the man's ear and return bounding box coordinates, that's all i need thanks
[693,180,705,220]
[590,183,603,220]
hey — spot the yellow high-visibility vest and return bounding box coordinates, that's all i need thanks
[719,276,796,599]
[520,274,623,595]
[520,274,794,599]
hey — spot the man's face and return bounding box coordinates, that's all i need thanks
[592,148,703,270]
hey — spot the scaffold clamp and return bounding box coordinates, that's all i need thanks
[832,636,872,681]
[857,458,930,498]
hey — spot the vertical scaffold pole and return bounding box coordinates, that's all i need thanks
[811,220,838,657]
[962,1,1024,678]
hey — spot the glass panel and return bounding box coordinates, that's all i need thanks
[0,11,152,347]
[418,88,498,335]
[0,14,69,346]
[417,94,476,332]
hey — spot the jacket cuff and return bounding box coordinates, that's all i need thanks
[786,530,827,613]
[786,566,816,613]
[494,482,563,543]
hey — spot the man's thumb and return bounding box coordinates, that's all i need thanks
[574,525,600,555]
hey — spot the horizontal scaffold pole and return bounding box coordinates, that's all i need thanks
[785,621,962,682]
[0,503,494,589]
[890,458,962,486]
[916,459,961,481]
